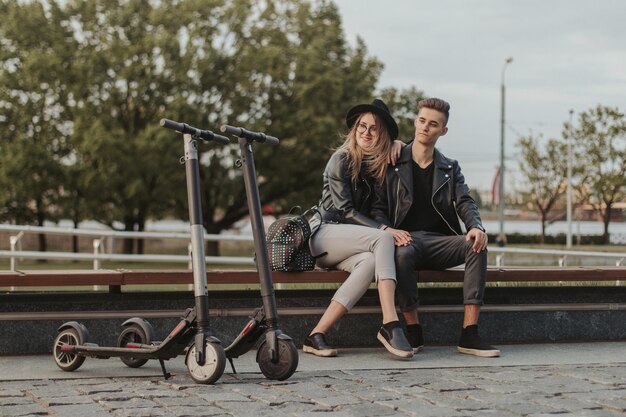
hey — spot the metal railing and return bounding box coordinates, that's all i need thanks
[1,224,255,270]
[1,224,625,271]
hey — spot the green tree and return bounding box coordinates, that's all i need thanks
[380,86,426,141]
[1,0,425,257]
[0,1,74,251]
[188,0,386,255]
[517,134,568,243]
[571,105,626,244]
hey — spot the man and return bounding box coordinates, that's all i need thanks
[372,97,500,357]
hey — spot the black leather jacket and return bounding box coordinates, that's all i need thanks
[372,143,484,235]
[317,150,381,229]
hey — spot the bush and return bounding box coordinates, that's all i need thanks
[486,233,607,245]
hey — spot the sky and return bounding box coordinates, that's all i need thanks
[335,0,626,194]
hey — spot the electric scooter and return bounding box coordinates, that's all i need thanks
[218,124,299,381]
[52,119,230,384]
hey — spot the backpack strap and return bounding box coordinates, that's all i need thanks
[303,206,326,258]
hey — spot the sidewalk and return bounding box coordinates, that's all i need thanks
[1,342,625,416]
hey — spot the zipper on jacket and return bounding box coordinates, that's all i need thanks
[364,178,371,202]
[431,177,458,235]
[393,168,401,226]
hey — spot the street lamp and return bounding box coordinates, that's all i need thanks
[498,57,513,246]
[566,109,574,248]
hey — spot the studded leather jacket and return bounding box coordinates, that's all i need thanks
[317,150,381,229]
[372,143,484,235]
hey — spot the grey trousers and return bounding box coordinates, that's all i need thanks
[395,231,487,312]
[309,223,396,311]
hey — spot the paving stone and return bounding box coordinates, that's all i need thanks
[495,400,565,416]
[335,401,400,416]
[590,397,626,413]
[380,383,431,396]
[417,391,492,411]
[191,390,260,403]
[113,407,170,417]
[376,397,466,417]
[38,395,94,406]
[350,387,403,402]
[92,392,136,402]
[293,411,355,417]
[216,400,297,417]
[164,405,229,416]
[77,384,125,395]
[152,395,210,407]
[0,396,33,406]
[49,404,112,417]
[0,403,48,416]
[27,385,81,398]
[98,397,158,410]
[309,394,362,407]
[135,388,189,399]
[0,389,25,398]
[269,400,333,414]
[2,359,626,417]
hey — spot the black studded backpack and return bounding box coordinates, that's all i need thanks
[267,206,324,272]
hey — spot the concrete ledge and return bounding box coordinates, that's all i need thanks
[1,286,625,355]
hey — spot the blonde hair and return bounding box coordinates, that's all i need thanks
[338,112,392,186]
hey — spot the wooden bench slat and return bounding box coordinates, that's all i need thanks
[0,267,625,288]
[0,270,123,286]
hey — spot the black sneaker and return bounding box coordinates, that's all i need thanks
[405,324,424,353]
[457,325,500,357]
[377,322,414,359]
[303,333,337,357]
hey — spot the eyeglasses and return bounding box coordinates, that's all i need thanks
[356,123,378,136]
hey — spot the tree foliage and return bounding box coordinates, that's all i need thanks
[570,105,626,244]
[516,134,567,243]
[379,86,426,141]
[0,1,75,250]
[516,105,626,245]
[2,0,418,255]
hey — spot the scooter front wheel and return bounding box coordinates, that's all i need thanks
[185,341,226,384]
[117,324,149,368]
[53,328,86,372]
[256,338,299,381]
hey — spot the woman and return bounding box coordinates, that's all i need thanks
[303,99,413,359]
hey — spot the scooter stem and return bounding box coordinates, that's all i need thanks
[184,134,211,363]
[237,137,279,330]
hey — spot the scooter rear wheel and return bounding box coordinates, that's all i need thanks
[117,324,149,368]
[256,338,299,381]
[185,341,226,384]
[53,328,86,372]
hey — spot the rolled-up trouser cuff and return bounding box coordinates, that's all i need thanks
[375,271,397,282]
[464,299,484,306]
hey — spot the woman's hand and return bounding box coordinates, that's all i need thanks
[388,140,405,165]
[386,227,412,246]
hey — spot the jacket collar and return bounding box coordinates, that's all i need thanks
[432,148,454,192]
[396,141,414,165]
[398,142,452,167]
[434,148,454,169]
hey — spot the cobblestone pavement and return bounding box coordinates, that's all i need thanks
[1,362,626,417]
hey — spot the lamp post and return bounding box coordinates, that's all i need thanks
[566,109,574,248]
[498,57,513,245]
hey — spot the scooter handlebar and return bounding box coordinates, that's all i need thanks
[159,118,230,145]
[220,125,279,146]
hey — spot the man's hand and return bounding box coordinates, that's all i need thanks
[466,228,488,252]
[386,227,412,246]
[388,140,405,165]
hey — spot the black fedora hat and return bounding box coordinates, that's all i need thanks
[346,98,399,140]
